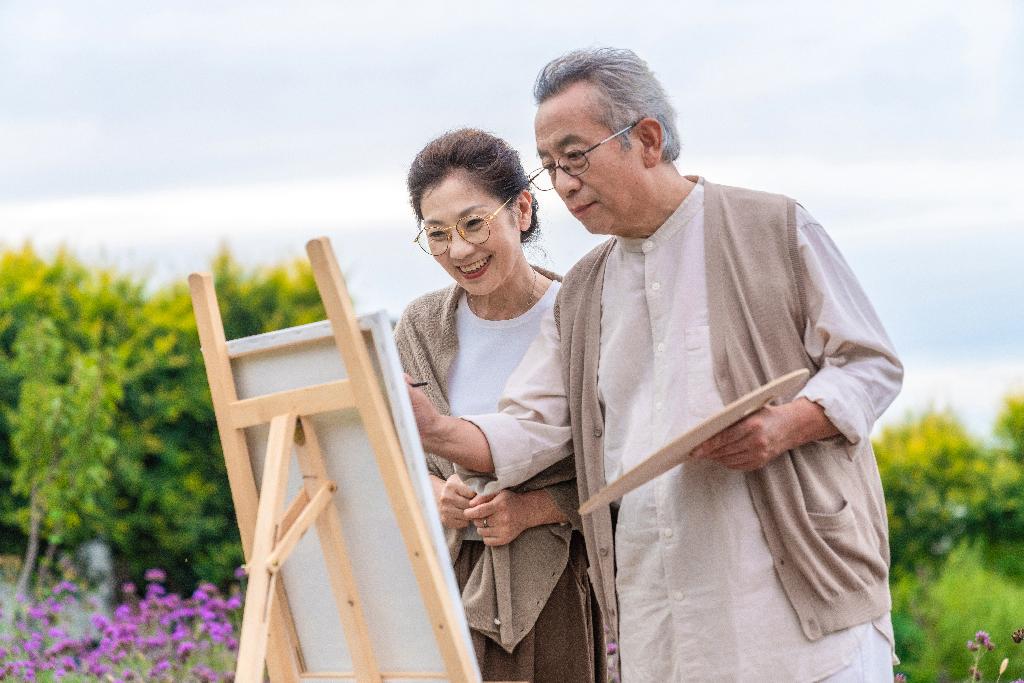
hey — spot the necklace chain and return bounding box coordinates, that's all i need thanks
[469,269,540,321]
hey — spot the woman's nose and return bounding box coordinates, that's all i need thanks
[447,231,476,259]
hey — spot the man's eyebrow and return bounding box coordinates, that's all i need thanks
[538,133,587,158]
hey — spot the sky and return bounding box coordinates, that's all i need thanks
[1,0,1021,437]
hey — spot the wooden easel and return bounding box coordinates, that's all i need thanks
[189,237,480,683]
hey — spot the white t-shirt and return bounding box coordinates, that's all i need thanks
[447,280,560,418]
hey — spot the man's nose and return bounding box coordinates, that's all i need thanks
[554,168,582,198]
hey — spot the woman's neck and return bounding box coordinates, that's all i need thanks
[467,260,549,321]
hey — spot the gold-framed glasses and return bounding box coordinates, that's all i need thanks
[528,119,641,191]
[413,194,516,256]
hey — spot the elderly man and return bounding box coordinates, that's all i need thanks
[409,47,902,681]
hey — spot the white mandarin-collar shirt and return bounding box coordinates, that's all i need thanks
[466,180,901,680]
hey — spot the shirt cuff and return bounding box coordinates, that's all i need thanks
[460,412,540,489]
[797,368,872,445]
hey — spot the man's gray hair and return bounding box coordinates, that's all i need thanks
[533,47,680,162]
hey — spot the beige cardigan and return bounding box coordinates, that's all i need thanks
[554,180,893,657]
[394,267,583,653]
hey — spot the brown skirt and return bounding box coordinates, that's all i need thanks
[453,532,606,683]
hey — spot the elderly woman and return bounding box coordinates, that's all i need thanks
[394,129,603,682]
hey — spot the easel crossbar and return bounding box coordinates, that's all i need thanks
[268,480,336,572]
[229,379,356,429]
[299,673,445,680]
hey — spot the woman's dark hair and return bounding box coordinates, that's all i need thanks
[407,128,540,244]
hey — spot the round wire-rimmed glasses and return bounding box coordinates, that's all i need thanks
[528,120,640,191]
[412,194,516,256]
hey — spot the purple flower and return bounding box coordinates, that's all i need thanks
[967,639,980,652]
[193,664,219,682]
[893,675,907,683]
[121,581,136,595]
[149,659,172,676]
[233,565,247,580]
[144,568,167,583]
[975,630,994,650]
[26,604,49,621]
[176,640,198,661]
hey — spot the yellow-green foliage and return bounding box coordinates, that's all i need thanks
[892,543,1024,682]
[875,406,1024,581]
[878,398,1024,680]
[0,245,327,590]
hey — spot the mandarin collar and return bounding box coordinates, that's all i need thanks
[617,176,705,254]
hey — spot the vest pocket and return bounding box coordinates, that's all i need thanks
[806,499,855,532]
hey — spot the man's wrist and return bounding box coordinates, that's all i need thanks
[778,398,840,452]
[420,414,458,455]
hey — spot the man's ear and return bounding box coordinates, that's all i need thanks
[635,118,665,168]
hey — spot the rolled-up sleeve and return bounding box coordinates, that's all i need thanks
[462,306,573,488]
[795,205,904,444]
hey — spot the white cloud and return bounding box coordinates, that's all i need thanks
[882,357,1024,439]
[0,174,412,248]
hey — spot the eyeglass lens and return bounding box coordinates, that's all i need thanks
[416,214,492,255]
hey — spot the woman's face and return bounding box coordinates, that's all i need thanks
[419,171,531,297]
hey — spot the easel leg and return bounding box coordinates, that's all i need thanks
[295,416,382,681]
[235,413,298,683]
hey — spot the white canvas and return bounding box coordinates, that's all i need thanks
[226,312,479,683]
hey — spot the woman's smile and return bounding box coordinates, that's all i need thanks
[457,255,491,279]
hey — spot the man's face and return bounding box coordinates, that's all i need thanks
[534,81,645,236]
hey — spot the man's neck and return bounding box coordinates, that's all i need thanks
[621,171,696,239]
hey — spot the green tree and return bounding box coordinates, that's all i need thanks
[0,247,143,566]
[99,249,326,587]
[995,394,1024,463]
[875,410,990,577]
[0,246,327,590]
[6,318,120,595]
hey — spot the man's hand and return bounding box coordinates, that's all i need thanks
[463,491,528,547]
[404,374,496,474]
[690,398,839,471]
[433,473,475,530]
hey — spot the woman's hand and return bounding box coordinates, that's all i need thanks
[433,473,475,530]
[463,491,529,547]
[405,374,442,438]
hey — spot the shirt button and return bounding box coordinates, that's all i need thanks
[672,590,684,601]
[642,240,654,253]
[651,281,661,291]
[655,401,664,411]
[662,528,673,539]
[493,618,501,626]
[593,427,603,438]
[599,547,609,557]
[656,342,666,353]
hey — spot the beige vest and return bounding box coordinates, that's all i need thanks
[554,179,891,649]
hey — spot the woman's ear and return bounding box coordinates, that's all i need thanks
[635,118,665,168]
[516,189,533,232]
